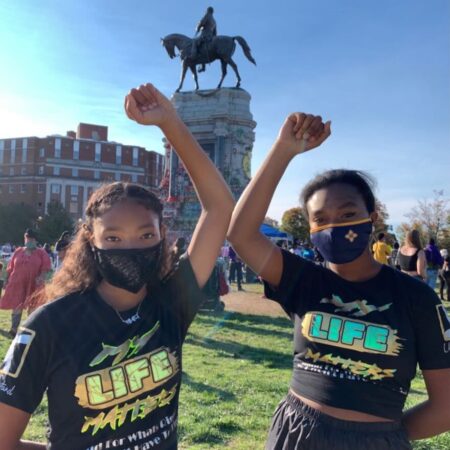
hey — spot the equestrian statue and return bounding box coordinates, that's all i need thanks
[161,7,256,92]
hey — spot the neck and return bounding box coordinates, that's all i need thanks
[96,281,147,311]
[328,248,382,282]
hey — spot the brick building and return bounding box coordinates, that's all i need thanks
[0,123,164,219]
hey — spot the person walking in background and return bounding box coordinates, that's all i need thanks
[372,232,391,265]
[398,230,427,281]
[438,249,449,301]
[43,243,54,266]
[389,241,401,270]
[228,246,243,290]
[424,238,444,290]
[0,228,52,337]
[54,231,71,269]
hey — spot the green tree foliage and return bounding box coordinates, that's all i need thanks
[38,201,74,246]
[0,204,38,245]
[373,200,395,244]
[399,190,449,246]
[280,207,310,242]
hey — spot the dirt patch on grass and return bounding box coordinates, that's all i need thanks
[221,288,286,318]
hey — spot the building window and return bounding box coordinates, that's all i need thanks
[38,184,44,194]
[72,168,78,177]
[71,185,78,196]
[0,140,4,163]
[38,166,44,175]
[94,170,100,179]
[69,201,78,214]
[11,139,16,164]
[21,167,27,175]
[132,173,138,183]
[73,141,79,160]
[95,143,101,162]
[9,167,14,176]
[51,184,61,194]
[115,172,121,181]
[22,139,28,162]
[54,166,60,176]
[39,147,45,158]
[9,185,14,194]
[116,145,122,165]
[21,184,26,194]
[132,147,139,166]
[55,138,61,158]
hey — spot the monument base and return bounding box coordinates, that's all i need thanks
[160,88,256,241]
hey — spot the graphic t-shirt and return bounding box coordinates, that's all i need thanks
[264,250,450,420]
[0,256,204,449]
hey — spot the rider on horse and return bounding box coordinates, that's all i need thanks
[192,6,217,72]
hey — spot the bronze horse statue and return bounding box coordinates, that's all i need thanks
[161,33,256,92]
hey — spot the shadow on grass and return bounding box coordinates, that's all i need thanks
[195,311,293,341]
[181,371,236,401]
[0,329,12,339]
[186,332,291,370]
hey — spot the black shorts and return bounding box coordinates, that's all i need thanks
[266,392,411,450]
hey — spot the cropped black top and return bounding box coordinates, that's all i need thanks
[397,249,419,272]
[264,250,450,420]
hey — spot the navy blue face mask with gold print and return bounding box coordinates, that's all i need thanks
[310,218,372,264]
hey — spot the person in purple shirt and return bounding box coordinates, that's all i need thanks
[424,238,444,289]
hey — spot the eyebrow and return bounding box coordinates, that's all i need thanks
[102,223,156,233]
[312,201,359,216]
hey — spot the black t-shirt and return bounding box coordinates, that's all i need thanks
[0,256,204,449]
[264,250,450,420]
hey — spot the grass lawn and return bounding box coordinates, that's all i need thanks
[0,296,449,449]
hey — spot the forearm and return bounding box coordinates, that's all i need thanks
[161,117,234,212]
[228,140,295,244]
[402,400,450,440]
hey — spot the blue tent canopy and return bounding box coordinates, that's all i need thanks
[259,223,291,239]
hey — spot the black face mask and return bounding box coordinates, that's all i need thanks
[92,241,163,293]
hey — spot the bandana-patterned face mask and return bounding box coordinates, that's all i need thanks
[310,218,372,264]
[92,241,163,293]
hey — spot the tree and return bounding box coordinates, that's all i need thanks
[403,190,450,245]
[0,204,38,245]
[373,200,395,244]
[38,201,74,245]
[263,216,279,228]
[280,207,310,243]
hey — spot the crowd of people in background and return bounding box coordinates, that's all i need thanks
[1,227,449,330]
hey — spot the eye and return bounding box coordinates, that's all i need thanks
[313,217,325,225]
[141,232,155,240]
[105,236,120,242]
[342,212,356,219]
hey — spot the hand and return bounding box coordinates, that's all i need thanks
[124,83,177,128]
[277,113,331,155]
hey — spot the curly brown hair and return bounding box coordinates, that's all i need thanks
[45,182,171,301]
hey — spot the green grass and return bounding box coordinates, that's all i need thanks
[0,303,449,449]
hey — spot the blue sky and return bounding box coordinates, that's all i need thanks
[0,0,448,227]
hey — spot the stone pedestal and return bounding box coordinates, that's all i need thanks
[160,88,256,239]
